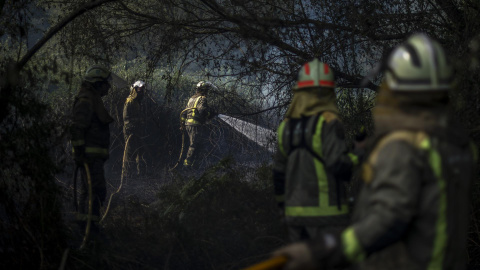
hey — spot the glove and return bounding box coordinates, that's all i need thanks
[73,145,86,166]
[272,242,315,270]
[272,233,346,270]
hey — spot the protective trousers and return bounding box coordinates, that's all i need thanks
[184,125,208,167]
[123,127,146,177]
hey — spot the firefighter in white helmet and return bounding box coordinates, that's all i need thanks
[272,58,360,242]
[123,80,147,177]
[273,33,475,270]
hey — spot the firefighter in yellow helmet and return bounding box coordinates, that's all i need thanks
[272,59,360,242]
[123,80,147,177]
[70,65,113,238]
[273,34,476,270]
[180,81,217,169]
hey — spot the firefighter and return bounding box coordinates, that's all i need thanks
[70,65,113,238]
[273,59,360,242]
[123,80,147,177]
[273,34,476,270]
[180,81,217,169]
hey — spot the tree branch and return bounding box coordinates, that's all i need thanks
[17,0,116,70]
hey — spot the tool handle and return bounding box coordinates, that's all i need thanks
[242,256,288,270]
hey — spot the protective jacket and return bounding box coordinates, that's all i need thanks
[122,89,147,176]
[332,126,476,270]
[181,94,214,126]
[273,110,359,228]
[123,89,144,130]
[70,83,113,159]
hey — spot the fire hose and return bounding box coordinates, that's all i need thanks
[242,256,288,270]
[168,128,185,171]
[79,162,93,250]
[168,108,193,171]
[99,134,130,224]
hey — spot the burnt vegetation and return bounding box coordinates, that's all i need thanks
[1,0,480,269]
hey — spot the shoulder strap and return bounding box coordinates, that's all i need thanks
[370,130,428,165]
[322,111,339,123]
[277,120,288,157]
[362,130,428,183]
[281,114,326,163]
[191,96,203,117]
[306,113,325,163]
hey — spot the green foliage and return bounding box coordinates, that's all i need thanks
[336,87,375,142]
[0,82,67,269]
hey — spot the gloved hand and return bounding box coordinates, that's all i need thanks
[73,145,86,166]
[272,242,316,270]
[272,233,346,270]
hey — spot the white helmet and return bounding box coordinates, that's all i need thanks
[385,33,454,91]
[294,58,335,90]
[132,80,145,88]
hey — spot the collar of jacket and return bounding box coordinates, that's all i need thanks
[373,105,448,136]
[285,87,339,119]
[372,82,449,138]
[78,83,114,124]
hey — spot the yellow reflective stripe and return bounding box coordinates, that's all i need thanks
[184,159,194,166]
[312,116,324,158]
[285,204,348,216]
[284,115,349,217]
[315,158,333,211]
[419,138,448,270]
[85,147,109,155]
[348,152,359,166]
[285,154,349,216]
[275,195,285,203]
[186,118,201,124]
[314,116,328,212]
[71,140,85,147]
[277,121,287,157]
[285,159,349,216]
[341,227,366,263]
[191,96,202,117]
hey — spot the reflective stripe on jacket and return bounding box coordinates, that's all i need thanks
[273,111,358,227]
[183,95,212,126]
[340,130,474,270]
